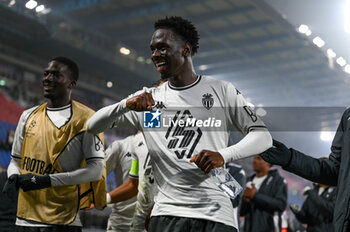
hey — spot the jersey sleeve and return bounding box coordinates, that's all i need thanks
[82,132,105,160]
[11,107,37,159]
[225,82,267,134]
[105,139,125,174]
[129,159,139,179]
[87,88,150,134]
[8,107,37,177]
[218,83,272,162]
[49,132,104,186]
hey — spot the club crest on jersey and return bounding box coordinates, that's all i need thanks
[202,93,214,110]
[143,110,161,128]
[29,120,36,129]
[25,120,37,137]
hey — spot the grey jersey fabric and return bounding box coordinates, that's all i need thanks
[130,133,157,232]
[105,135,136,231]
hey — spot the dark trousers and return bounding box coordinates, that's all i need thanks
[149,216,237,232]
[15,226,82,232]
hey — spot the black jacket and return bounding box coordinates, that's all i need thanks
[294,185,336,232]
[284,108,350,232]
[240,169,287,232]
[0,171,17,232]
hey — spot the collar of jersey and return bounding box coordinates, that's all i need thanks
[168,75,201,91]
[46,104,71,111]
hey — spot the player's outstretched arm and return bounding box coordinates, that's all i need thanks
[260,139,293,167]
[108,177,139,203]
[87,99,129,134]
[21,133,105,192]
[263,108,347,185]
[261,140,340,186]
[190,130,272,173]
[87,92,154,134]
[218,130,272,163]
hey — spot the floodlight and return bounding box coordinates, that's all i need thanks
[312,36,325,48]
[119,47,130,55]
[25,0,37,9]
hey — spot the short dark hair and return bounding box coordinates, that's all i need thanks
[154,16,199,55]
[51,57,79,81]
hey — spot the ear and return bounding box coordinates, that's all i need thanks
[182,43,191,57]
[69,80,76,89]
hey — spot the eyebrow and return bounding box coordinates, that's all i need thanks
[150,42,168,48]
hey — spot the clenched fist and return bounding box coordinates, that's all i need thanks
[190,150,224,174]
[126,92,155,111]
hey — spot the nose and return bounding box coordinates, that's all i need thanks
[151,49,161,60]
[43,73,54,82]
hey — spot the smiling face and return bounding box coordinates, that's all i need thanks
[150,29,186,79]
[42,60,75,104]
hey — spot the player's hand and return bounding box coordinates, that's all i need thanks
[126,92,154,111]
[17,173,51,192]
[2,174,18,200]
[260,139,292,167]
[190,150,224,174]
[243,184,257,201]
[290,203,301,214]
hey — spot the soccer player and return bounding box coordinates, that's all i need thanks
[128,133,156,232]
[106,80,165,232]
[105,135,137,232]
[290,182,336,232]
[87,16,272,232]
[3,57,106,232]
[105,131,155,232]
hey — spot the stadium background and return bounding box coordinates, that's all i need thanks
[0,0,349,231]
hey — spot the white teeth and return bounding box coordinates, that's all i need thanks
[156,62,165,67]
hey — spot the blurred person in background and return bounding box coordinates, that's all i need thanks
[2,57,106,232]
[0,165,17,232]
[240,155,287,232]
[290,181,336,232]
[261,126,350,232]
[0,129,15,151]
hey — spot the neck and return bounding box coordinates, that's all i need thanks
[47,96,71,108]
[256,170,268,177]
[168,59,197,87]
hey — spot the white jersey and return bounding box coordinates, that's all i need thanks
[88,76,269,228]
[105,136,137,231]
[129,133,157,232]
[9,104,104,227]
